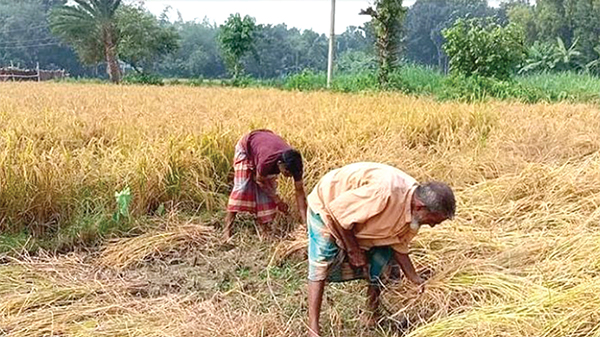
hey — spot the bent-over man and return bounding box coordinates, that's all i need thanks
[306,162,456,336]
[224,129,307,240]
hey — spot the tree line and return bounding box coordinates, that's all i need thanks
[1,0,600,84]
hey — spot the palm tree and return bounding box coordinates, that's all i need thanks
[50,0,122,83]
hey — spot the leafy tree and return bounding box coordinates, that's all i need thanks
[218,13,256,79]
[404,0,451,68]
[529,0,600,64]
[50,0,122,83]
[245,24,297,78]
[298,29,329,72]
[337,25,373,55]
[117,5,179,74]
[360,0,406,87]
[154,19,331,80]
[240,24,329,78]
[535,0,570,44]
[443,18,526,80]
[568,0,598,64]
[403,0,496,70]
[503,0,538,45]
[156,17,226,78]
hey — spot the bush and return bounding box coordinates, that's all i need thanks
[53,77,108,84]
[443,18,526,80]
[395,64,445,95]
[283,70,326,91]
[519,41,559,74]
[123,73,164,86]
[520,38,583,74]
[337,50,377,74]
[331,72,379,92]
[440,74,544,103]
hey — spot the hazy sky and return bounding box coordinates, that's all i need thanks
[139,0,504,34]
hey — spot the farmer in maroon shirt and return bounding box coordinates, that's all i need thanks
[223,129,307,240]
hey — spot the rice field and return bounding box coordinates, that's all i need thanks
[1,82,600,336]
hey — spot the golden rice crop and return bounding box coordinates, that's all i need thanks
[1,82,600,336]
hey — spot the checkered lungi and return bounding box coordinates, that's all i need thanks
[226,135,279,224]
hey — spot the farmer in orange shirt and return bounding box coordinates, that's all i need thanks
[223,129,307,240]
[306,162,456,336]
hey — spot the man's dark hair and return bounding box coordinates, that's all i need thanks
[281,149,303,181]
[415,182,456,219]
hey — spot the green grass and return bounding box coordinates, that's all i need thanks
[517,71,600,102]
[63,65,600,104]
[265,66,600,103]
[396,64,446,95]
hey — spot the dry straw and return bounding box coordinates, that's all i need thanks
[99,223,215,270]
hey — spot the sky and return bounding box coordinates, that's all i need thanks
[139,0,504,35]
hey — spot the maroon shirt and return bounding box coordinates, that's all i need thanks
[244,130,292,177]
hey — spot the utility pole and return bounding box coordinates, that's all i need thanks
[327,0,336,88]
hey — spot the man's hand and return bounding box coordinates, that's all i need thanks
[411,275,425,285]
[415,276,426,294]
[277,201,289,214]
[395,252,429,293]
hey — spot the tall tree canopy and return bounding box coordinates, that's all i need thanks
[50,0,123,83]
[218,13,257,79]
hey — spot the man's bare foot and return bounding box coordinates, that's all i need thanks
[222,212,236,242]
[218,233,235,251]
[220,231,232,243]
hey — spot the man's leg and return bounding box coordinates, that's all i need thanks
[307,208,338,337]
[222,211,237,240]
[308,279,326,337]
[363,282,382,327]
[361,246,393,327]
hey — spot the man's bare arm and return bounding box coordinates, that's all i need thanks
[294,180,307,223]
[328,221,366,268]
[394,251,424,285]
